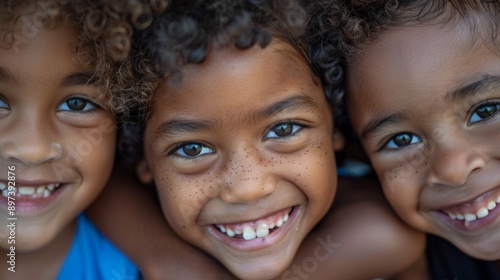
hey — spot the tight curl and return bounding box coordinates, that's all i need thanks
[335,0,500,60]
[0,0,166,116]
[120,0,346,161]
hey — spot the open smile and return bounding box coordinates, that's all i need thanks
[437,187,500,231]
[0,181,68,215]
[209,206,299,251]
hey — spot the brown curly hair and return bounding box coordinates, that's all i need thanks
[120,0,346,161]
[0,0,165,116]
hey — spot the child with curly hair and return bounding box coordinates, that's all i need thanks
[88,1,426,279]
[0,0,147,278]
[336,0,500,278]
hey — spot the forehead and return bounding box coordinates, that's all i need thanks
[349,19,500,101]
[151,40,323,115]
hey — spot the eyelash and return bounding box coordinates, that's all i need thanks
[263,121,306,141]
[57,96,102,113]
[168,142,215,161]
[468,100,500,125]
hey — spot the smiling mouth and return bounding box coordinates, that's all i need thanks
[441,192,500,224]
[0,182,62,199]
[214,207,293,241]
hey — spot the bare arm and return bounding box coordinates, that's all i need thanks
[278,177,426,280]
[85,161,235,280]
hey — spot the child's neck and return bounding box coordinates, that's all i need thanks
[0,220,76,280]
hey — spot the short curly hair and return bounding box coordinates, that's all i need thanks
[0,0,161,116]
[335,0,500,61]
[120,0,345,161]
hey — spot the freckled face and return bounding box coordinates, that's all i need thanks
[140,41,338,279]
[347,21,500,259]
[0,24,116,251]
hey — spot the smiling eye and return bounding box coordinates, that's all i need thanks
[469,103,499,124]
[58,97,98,112]
[173,143,215,158]
[265,123,302,139]
[385,133,422,149]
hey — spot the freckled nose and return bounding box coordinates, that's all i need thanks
[218,152,277,204]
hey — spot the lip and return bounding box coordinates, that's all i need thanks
[0,182,69,216]
[433,186,500,232]
[208,206,301,252]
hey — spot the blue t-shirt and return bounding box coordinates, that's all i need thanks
[58,215,140,280]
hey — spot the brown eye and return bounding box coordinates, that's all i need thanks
[265,123,302,139]
[476,105,497,118]
[469,103,499,124]
[183,143,202,157]
[386,132,421,149]
[273,123,293,136]
[173,143,215,158]
[59,97,97,112]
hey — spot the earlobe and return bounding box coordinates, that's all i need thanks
[332,128,345,152]
[136,159,153,184]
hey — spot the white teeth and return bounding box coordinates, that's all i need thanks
[277,218,284,228]
[256,224,270,238]
[226,228,235,237]
[47,184,56,191]
[0,182,6,190]
[476,208,489,219]
[43,189,50,198]
[243,227,256,240]
[283,214,289,222]
[487,201,496,210]
[36,186,46,194]
[456,214,464,220]
[448,213,456,220]
[464,213,477,222]
[235,229,242,235]
[219,225,226,233]
[18,186,35,195]
[497,196,500,203]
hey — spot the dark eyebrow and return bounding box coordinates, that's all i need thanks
[60,72,99,87]
[155,119,213,139]
[0,66,18,84]
[254,94,319,121]
[446,75,500,103]
[154,94,319,139]
[361,112,408,139]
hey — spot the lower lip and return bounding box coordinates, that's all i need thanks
[0,184,68,216]
[436,204,500,232]
[208,206,301,252]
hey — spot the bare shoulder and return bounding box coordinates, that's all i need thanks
[308,177,427,279]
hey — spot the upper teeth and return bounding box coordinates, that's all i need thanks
[1,183,61,198]
[215,213,290,241]
[446,194,500,222]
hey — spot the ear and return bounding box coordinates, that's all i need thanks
[136,159,153,184]
[332,128,345,152]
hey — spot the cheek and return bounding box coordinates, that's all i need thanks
[153,167,218,229]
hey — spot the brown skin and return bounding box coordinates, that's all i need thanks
[0,23,117,279]
[88,40,424,280]
[347,16,500,268]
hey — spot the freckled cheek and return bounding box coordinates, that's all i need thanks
[153,168,217,227]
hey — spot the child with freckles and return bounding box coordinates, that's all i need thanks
[86,1,426,279]
[0,1,233,279]
[333,0,500,278]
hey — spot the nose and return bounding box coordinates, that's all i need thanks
[0,120,62,166]
[218,147,277,204]
[427,137,486,187]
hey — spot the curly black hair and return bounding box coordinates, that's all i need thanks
[335,0,500,61]
[0,0,164,116]
[120,0,346,161]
